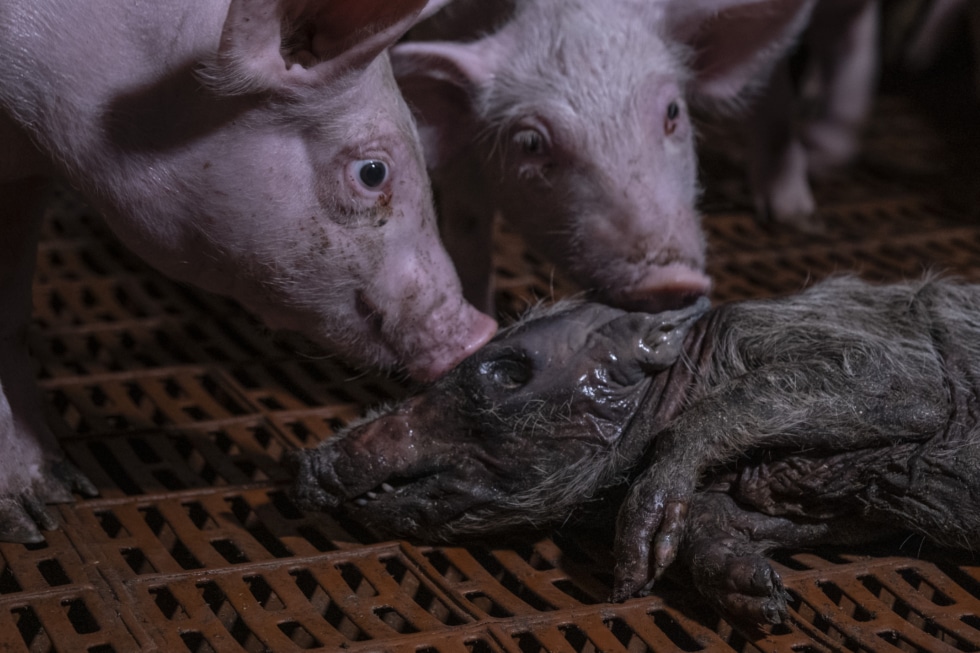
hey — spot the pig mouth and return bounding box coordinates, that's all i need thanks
[339,468,496,539]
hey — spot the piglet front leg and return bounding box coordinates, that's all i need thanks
[0,180,97,543]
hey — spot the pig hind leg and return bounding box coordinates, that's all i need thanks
[861,432,980,551]
[748,57,818,232]
[800,0,879,176]
[681,492,891,624]
[0,180,96,543]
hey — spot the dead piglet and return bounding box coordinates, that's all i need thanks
[391,0,818,313]
[0,0,496,542]
[289,298,711,541]
[612,276,966,599]
[748,0,879,229]
[291,276,980,626]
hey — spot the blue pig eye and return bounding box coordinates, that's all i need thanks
[356,160,388,189]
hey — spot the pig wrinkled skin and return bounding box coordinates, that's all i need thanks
[0,0,498,543]
[291,276,980,625]
[749,0,879,230]
[391,0,819,313]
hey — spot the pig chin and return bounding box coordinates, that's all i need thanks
[586,267,712,313]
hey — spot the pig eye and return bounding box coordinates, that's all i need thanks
[665,101,680,136]
[353,160,388,189]
[480,356,531,389]
[513,129,548,157]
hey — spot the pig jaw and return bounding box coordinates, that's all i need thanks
[289,400,515,540]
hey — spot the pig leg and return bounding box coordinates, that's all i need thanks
[612,363,948,599]
[801,0,879,177]
[904,0,967,73]
[859,430,980,549]
[0,180,97,543]
[681,492,890,624]
[747,58,819,232]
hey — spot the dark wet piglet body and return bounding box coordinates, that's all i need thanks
[291,276,980,625]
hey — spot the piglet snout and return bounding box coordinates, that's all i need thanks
[285,449,344,511]
[405,303,497,382]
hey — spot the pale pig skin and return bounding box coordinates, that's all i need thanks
[0,0,497,543]
[291,276,980,625]
[392,0,818,313]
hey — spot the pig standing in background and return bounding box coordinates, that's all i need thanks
[749,0,880,229]
[391,0,817,313]
[0,0,497,543]
[292,275,980,625]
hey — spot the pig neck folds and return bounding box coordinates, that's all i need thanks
[615,309,718,472]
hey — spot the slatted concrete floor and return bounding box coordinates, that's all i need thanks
[3,75,980,651]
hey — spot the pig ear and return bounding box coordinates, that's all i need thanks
[390,41,498,167]
[665,0,816,104]
[635,296,711,372]
[205,0,429,95]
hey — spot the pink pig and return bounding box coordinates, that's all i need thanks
[0,0,496,542]
[391,0,817,313]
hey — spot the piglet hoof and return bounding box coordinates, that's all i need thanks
[0,460,97,544]
[688,538,789,625]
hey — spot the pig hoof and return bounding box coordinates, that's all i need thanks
[803,121,860,177]
[0,460,97,543]
[691,545,789,625]
[753,158,822,234]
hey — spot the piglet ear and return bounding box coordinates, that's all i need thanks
[391,40,499,168]
[665,0,816,104]
[206,0,428,95]
[592,297,710,385]
[588,297,711,386]
[634,296,711,372]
